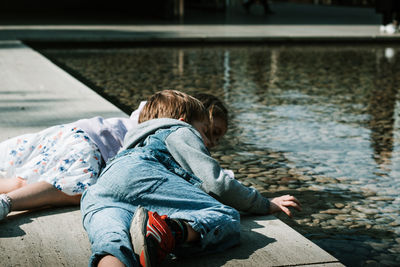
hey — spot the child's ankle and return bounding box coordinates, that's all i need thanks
[167,219,200,244]
[166,218,188,245]
[185,223,200,242]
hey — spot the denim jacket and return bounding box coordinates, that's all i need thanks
[121,118,270,214]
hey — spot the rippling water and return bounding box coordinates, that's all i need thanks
[39,44,400,266]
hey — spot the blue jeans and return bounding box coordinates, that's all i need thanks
[81,151,241,267]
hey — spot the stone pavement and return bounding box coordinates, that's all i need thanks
[0,41,343,266]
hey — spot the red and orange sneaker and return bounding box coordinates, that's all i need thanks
[130,206,175,267]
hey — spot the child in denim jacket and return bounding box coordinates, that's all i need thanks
[81,90,301,267]
[0,94,227,221]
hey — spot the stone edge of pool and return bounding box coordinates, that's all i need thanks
[0,40,343,266]
[0,25,400,44]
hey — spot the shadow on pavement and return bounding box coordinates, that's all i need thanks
[0,206,79,238]
[163,217,277,267]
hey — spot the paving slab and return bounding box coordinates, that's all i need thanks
[1,209,341,267]
[0,42,342,266]
[0,40,125,141]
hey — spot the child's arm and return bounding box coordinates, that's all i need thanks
[166,127,301,215]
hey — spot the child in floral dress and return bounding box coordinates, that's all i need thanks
[0,104,143,220]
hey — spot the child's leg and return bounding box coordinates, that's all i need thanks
[129,198,239,266]
[81,202,138,267]
[186,223,200,242]
[123,166,241,256]
[98,255,125,267]
[144,190,240,256]
[0,177,26,193]
[7,181,80,211]
[81,155,240,264]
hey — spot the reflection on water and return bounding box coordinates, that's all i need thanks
[40,44,400,266]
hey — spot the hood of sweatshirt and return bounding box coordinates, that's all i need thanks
[120,118,194,151]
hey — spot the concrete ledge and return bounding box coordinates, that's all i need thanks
[0,25,400,44]
[0,42,342,266]
[0,208,342,267]
[164,214,342,266]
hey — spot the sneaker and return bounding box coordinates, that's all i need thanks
[0,194,11,220]
[130,206,175,267]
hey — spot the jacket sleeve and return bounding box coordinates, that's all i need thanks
[165,127,270,214]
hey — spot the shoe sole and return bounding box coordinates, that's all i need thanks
[130,206,151,267]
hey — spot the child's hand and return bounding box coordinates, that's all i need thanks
[269,195,301,218]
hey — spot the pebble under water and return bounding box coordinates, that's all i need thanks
[39,44,400,266]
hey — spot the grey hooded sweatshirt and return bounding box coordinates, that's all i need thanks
[121,118,270,214]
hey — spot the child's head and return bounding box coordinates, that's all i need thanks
[139,90,211,147]
[194,93,228,148]
[139,90,208,124]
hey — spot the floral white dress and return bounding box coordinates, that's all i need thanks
[0,125,102,195]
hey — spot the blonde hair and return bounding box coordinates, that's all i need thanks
[138,90,209,124]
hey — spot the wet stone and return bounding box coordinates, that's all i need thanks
[368,196,395,201]
[295,218,311,224]
[354,206,379,215]
[235,174,247,179]
[375,217,394,224]
[349,224,365,229]
[327,219,340,226]
[238,168,248,174]
[381,207,398,213]
[256,177,270,183]
[334,203,345,209]
[220,155,234,162]
[388,246,400,254]
[372,225,389,231]
[247,168,264,173]
[277,185,289,191]
[242,160,262,166]
[321,209,346,215]
[334,215,349,221]
[312,214,332,220]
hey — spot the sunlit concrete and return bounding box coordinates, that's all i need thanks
[0,40,125,141]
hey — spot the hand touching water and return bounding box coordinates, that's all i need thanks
[269,195,302,217]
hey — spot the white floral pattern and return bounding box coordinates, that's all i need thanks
[0,125,102,195]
